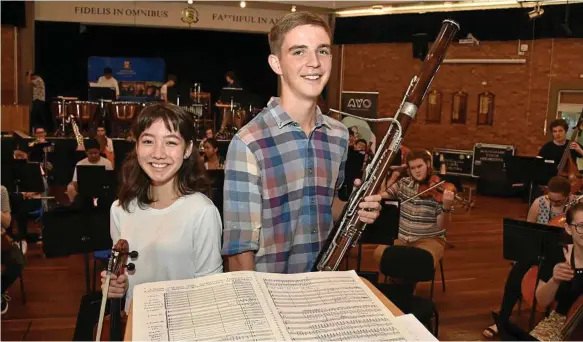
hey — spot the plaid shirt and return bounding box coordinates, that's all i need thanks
[222,97,349,273]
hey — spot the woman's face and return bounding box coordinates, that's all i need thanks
[204,142,217,159]
[136,119,192,187]
[567,210,583,249]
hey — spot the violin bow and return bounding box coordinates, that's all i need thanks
[95,250,117,342]
[401,180,446,204]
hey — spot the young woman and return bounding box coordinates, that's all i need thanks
[530,202,583,340]
[483,176,577,339]
[101,103,223,312]
[203,138,223,170]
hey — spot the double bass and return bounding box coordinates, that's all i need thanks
[557,112,583,194]
[94,239,138,341]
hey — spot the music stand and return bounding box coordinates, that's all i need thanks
[42,205,112,294]
[506,156,554,213]
[77,166,116,209]
[353,199,400,281]
[502,218,567,329]
[12,160,45,193]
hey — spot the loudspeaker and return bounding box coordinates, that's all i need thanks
[412,33,429,61]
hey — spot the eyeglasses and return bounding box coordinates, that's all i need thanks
[569,222,583,234]
[547,196,567,206]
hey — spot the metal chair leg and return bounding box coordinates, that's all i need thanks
[439,259,446,292]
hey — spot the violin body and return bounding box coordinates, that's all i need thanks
[417,175,474,209]
[563,295,583,340]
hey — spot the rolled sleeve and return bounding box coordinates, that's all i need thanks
[222,135,262,256]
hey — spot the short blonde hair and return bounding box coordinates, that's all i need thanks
[268,12,331,56]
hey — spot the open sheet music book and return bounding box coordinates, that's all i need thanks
[132,270,412,341]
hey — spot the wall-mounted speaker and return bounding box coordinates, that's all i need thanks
[1,1,26,28]
[412,33,428,61]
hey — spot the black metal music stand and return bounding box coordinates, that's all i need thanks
[12,160,45,194]
[502,218,568,329]
[42,204,112,294]
[506,156,554,214]
[352,199,400,282]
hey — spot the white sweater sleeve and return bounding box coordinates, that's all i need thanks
[192,204,224,277]
[110,202,122,244]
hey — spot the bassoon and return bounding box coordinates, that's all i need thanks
[313,19,460,272]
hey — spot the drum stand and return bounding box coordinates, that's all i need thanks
[54,98,69,137]
[216,98,238,140]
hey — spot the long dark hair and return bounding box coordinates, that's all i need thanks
[117,103,208,211]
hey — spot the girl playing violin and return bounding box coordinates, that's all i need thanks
[483,176,578,339]
[101,103,223,313]
[530,202,583,340]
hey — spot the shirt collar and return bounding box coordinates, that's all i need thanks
[268,97,331,130]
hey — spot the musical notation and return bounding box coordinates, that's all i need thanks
[132,271,410,341]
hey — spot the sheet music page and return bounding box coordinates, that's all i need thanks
[256,270,409,341]
[132,272,287,341]
[132,270,409,341]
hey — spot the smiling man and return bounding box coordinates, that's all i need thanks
[222,12,382,274]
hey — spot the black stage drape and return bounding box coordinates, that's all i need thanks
[35,21,277,109]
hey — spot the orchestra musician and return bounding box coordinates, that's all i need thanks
[375,150,455,270]
[66,139,114,203]
[202,138,223,170]
[160,74,177,103]
[1,185,23,315]
[538,119,583,176]
[100,103,223,313]
[222,11,382,274]
[224,71,240,88]
[483,176,577,339]
[529,202,583,340]
[97,67,120,99]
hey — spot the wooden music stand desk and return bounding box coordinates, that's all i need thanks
[123,277,403,341]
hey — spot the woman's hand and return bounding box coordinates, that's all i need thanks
[552,262,574,283]
[100,271,128,298]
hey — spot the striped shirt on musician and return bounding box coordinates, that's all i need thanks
[386,177,445,242]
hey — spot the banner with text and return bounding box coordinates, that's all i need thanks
[35,1,328,34]
[341,91,379,151]
[88,57,166,102]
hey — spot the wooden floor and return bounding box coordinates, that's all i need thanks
[1,194,534,341]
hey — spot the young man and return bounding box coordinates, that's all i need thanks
[225,71,240,88]
[222,12,382,274]
[160,74,177,103]
[96,125,114,154]
[66,139,113,203]
[26,71,47,133]
[375,150,455,269]
[538,118,583,177]
[97,67,120,99]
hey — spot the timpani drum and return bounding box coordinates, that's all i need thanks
[111,102,143,121]
[51,100,66,119]
[68,101,98,122]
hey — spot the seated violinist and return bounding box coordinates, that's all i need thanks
[483,176,578,339]
[374,149,455,270]
[529,202,583,341]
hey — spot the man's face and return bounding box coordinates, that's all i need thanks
[226,76,233,84]
[35,128,46,140]
[97,127,106,137]
[355,141,366,151]
[168,80,175,87]
[86,148,101,163]
[408,158,429,182]
[206,129,214,139]
[105,73,112,80]
[270,24,332,101]
[552,126,566,142]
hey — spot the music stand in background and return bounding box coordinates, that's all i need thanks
[42,205,112,294]
[502,217,567,329]
[12,160,45,194]
[506,156,554,214]
[353,199,400,283]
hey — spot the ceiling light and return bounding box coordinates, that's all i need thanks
[528,4,544,19]
[291,5,296,12]
[335,0,570,17]
[187,0,193,4]
[240,1,246,8]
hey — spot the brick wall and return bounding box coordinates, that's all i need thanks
[1,25,16,105]
[341,38,583,155]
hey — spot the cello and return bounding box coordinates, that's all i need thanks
[557,112,583,194]
[94,239,138,341]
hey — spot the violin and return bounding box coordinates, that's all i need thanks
[94,239,138,341]
[405,175,474,209]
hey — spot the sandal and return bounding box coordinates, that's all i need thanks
[483,325,498,339]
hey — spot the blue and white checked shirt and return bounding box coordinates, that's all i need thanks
[222,97,349,273]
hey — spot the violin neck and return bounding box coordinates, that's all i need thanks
[109,298,123,341]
